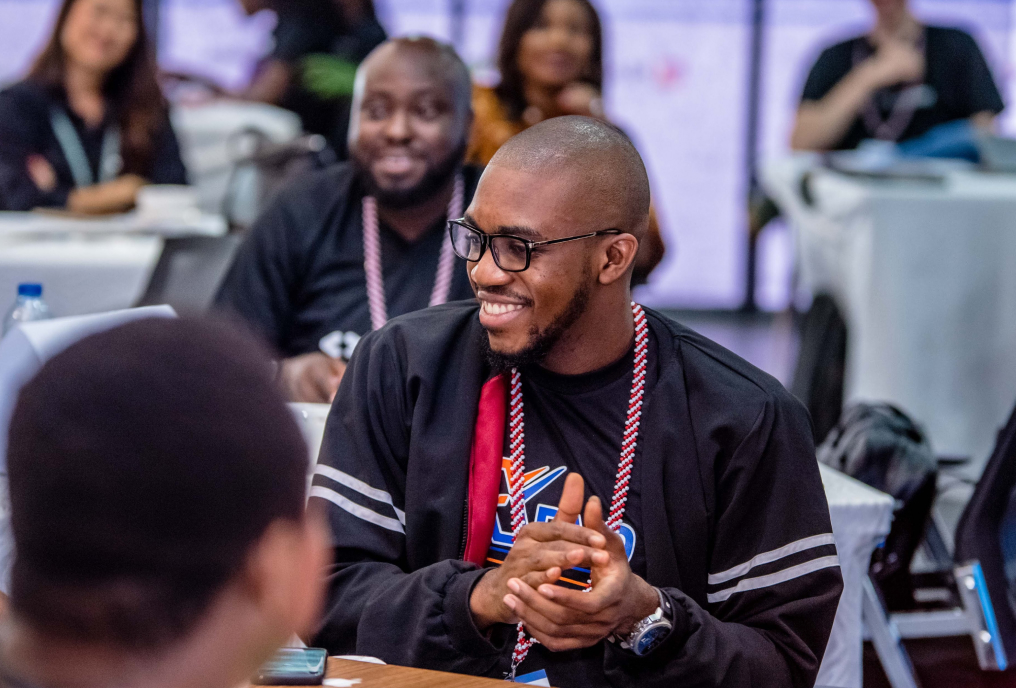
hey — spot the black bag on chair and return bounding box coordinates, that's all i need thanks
[818,403,939,610]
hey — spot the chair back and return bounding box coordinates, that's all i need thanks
[136,236,241,314]
[954,401,1016,662]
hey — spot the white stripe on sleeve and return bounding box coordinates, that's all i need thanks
[708,533,836,585]
[315,464,406,525]
[309,485,405,534]
[707,555,840,603]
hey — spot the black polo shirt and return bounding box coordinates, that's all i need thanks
[215,163,480,359]
[801,26,1004,150]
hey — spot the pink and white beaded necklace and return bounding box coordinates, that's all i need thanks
[505,302,650,680]
[361,174,464,331]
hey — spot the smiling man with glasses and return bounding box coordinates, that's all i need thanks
[310,116,842,688]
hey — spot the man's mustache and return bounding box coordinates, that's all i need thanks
[475,287,534,307]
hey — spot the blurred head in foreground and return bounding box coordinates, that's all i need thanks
[0,318,329,688]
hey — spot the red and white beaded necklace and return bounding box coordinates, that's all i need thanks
[361,174,464,331]
[505,302,650,680]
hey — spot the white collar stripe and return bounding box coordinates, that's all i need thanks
[708,533,836,585]
[707,555,840,604]
[310,485,405,534]
[315,464,406,524]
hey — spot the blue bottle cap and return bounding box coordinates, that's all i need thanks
[17,283,42,298]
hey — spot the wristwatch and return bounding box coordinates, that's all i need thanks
[611,587,674,657]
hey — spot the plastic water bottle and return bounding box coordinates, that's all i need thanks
[2,284,52,336]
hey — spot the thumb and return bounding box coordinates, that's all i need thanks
[553,473,585,524]
[584,496,626,559]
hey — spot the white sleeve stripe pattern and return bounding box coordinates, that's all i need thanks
[706,555,840,603]
[315,464,406,525]
[708,533,837,585]
[309,485,406,534]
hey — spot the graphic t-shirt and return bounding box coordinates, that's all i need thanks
[484,333,659,685]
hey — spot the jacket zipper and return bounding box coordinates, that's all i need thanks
[457,496,469,560]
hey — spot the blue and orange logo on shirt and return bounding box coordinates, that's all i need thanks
[487,459,636,588]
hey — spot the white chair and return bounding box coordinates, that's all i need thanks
[0,306,176,594]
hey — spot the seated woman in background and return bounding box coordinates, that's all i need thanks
[0,0,186,213]
[791,0,1003,152]
[468,0,665,283]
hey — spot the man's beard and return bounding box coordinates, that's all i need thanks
[353,141,467,210]
[481,280,591,373]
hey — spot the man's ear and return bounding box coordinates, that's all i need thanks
[598,233,640,286]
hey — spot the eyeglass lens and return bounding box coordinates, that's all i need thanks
[450,222,530,271]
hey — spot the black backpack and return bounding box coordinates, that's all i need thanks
[818,403,939,610]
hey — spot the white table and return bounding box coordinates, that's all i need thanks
[763,156,1016,469]
[818,464,895,688]
[290,404,891,688]
[0,212,227,319]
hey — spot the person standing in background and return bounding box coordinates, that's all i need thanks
[468,0,665,284]
[791,0,1003,151]
[236,0,386,154]
[0,0,187,213]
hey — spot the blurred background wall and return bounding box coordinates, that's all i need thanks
[3,0,1009,310]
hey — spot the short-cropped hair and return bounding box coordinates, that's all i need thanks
[6,317,308,648]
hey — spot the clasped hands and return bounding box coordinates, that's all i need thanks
[469,473,659,652]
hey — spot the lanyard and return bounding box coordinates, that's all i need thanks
[49,107,122,188]
[505,302,650,680]
[853,32,930,142]
[361,173,464,331]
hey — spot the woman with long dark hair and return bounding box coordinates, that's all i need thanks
[0,0,187,213]
[468,0,665,282]
[468,0,603,166]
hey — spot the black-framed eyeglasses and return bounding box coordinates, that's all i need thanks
[448,218,622,272]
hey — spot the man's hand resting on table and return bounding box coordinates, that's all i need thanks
[279,352,347,403]
[469,474,660,651]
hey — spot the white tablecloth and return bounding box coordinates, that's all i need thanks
[817,464,894,688]
[0,235,162,319]
[763,156,1016,467]
[0,211,228,319]
[289,403,891,688]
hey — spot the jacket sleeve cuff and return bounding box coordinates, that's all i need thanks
[659,587,692,649]
[442,567,508,657]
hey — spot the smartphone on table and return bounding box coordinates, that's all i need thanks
[251,647,328,685]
